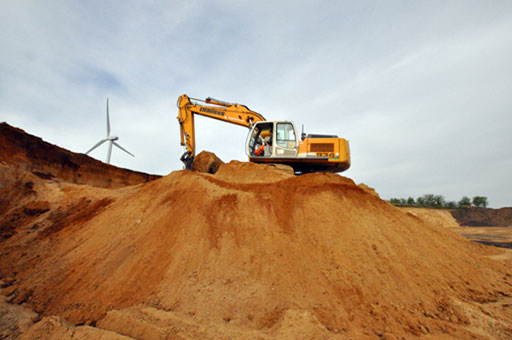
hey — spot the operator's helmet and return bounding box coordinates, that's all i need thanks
[260,130,271,138]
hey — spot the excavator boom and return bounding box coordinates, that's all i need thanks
[177,94,265,168]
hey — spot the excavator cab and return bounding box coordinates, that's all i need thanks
[246,120,350,174]
[246,121,298,158]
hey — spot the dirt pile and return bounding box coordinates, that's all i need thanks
[1,125,512,339]
[357,183,380,198]
[400,207,462,229]
[0,295,38,340]
[18,316,132,340]
[191,151,224,174]
[0,122,160,189]
[402,207,512,250]
[451,207,512,227]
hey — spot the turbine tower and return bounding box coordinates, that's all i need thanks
[85,98,135,164]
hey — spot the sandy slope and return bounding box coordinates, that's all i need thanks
[1,124,512,339]
[0,162,511,339]
[400,208,461,229]
[0,122,159,190]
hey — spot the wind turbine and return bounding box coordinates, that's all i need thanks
[85,98,135,164]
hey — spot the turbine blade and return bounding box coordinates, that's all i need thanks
[113,141,135,157]
[106,98,111,136]
[85,139,108,154]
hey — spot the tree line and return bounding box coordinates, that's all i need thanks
[388,194,488,209]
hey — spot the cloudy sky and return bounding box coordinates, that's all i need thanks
[1,1,511,207]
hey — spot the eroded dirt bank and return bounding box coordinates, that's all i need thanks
[0,122,160,190]
[402,207,512,249]
[451,207,512,227]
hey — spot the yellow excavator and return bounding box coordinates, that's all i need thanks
[177,94,350,174]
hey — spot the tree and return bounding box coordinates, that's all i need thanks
[472,196,488,208]
[459,196,471,208]
[433,195,446,208]
[446,201,457,209]
[416,196,425,207]
[420,194,436,207]
[389,198,401,205]
[390,194,489,209]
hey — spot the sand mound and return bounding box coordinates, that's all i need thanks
[214,160,294,183]
[97,305,336,340]
[191,151,224,174]
[357,183,380,198]
[400,207,462,229]
[0,296,38,339]
[18,316,132,340]
[1,157,512,339]
[1,125,512,339]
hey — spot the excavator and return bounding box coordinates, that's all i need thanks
[177,94,350,174]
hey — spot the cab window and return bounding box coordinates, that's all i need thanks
[276,123,296,148]
[249,127,260,150]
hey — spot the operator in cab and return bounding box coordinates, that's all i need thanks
[255,129,272,156]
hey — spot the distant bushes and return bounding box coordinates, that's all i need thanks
[389,195,488,209]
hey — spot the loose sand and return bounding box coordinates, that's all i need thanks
[1,124,512,339]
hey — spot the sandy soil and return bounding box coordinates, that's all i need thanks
[451,207,512,227]
[400,208,462,229]
[0,123,159,190]
[402,207,512,250]
[1,124,512,339]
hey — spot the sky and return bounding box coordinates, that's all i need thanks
[1,1,511,207]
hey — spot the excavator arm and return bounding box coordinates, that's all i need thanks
[177,94,266,168]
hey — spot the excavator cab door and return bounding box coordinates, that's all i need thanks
[273,122,298,158]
